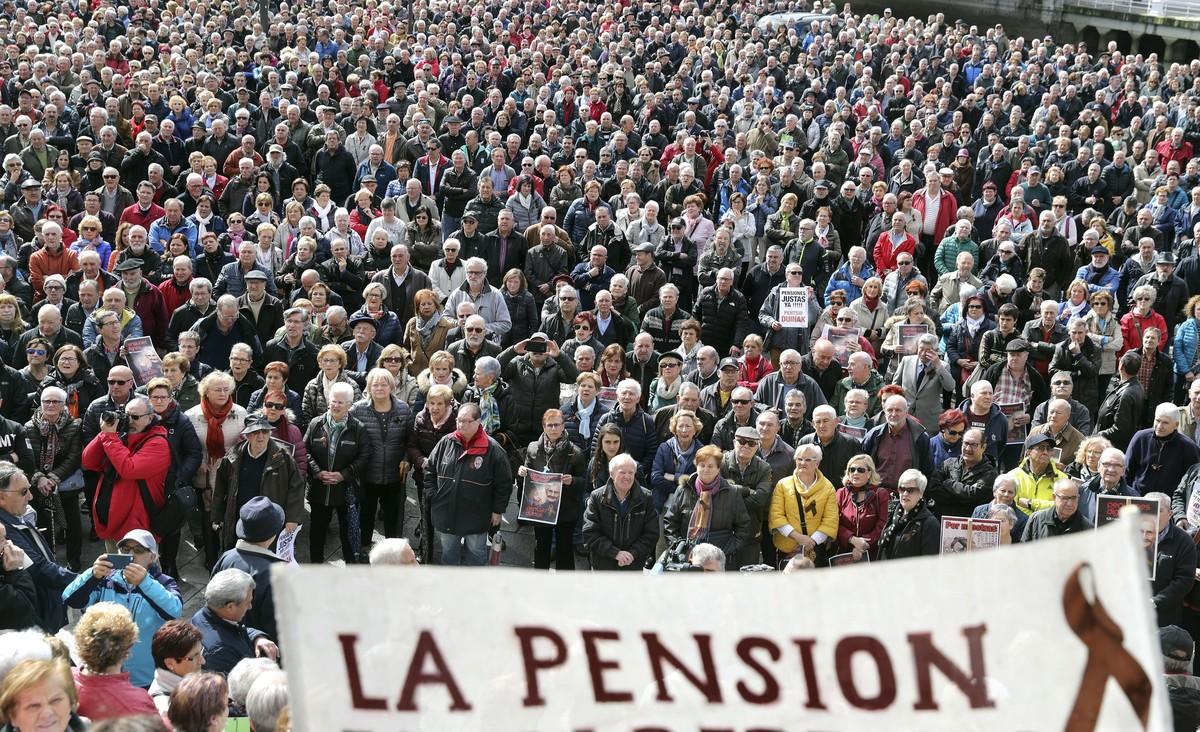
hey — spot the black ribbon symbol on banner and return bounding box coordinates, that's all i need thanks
[1062,562,1153,732]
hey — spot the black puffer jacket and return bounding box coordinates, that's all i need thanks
[582,481,659,571]
[662,475,754,569]
[878,501,940,560]
[692,285,751,356]
[522,435,587,525]
[498,347,579,442]
[304,415,372,508]
[926,455,999,519]
[350,396,414,486]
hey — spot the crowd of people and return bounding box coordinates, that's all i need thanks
[4,0,1200,725]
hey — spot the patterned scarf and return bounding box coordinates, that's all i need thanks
[687,475,718,542]
[416,313,439,348]
[33,409,67,474]
[477,382,501,433]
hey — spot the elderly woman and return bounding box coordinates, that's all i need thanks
[247,361,303,422]
[404,289,456,376]
[878,469,940,560]
[507,175,548,231]
[651,408,702,514]
[429,239,467,304]
[417,349,468,399]
[72,602,158,719]
[927,408,968,472]
[187,371,248,568]
[350,368,413,545]
[148,620,206,713]
[157,352,201,412]
[1119,285,1168,359]
[518,408,587,571]
[770,443,838,566]
[663,444,752,570]
[583,453,659,571]
[24,386,83,569]
[0,660,82,732]
[562,312,604,361]
[304,381,372,563]
[835,454,889,560]
[352,281,402,346]
[1067,435,1112,482]
[45,342,101,420]
[764,192,799,249]
[501,268,539,348]
[407,384,459,563]
[406,209,442,271]
[647,351,687,411]
[168,671,230,732]
[880,296,936,370]
[303,344,363,426]
[377,345,422,406]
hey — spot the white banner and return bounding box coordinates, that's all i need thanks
[273,521,1170,732]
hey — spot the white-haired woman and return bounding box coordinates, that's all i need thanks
[878,469,939,560]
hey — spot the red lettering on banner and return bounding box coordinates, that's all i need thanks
[582,630,633,703]
[337,634,387,710]
[642,632,723,703]
[835,636,897,710]
[735,637,781,704]
[395,631,472,712]
[514,626,567,707]
[908,625,995,710]
[793,638,828,710]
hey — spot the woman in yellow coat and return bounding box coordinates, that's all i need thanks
[770,442,840,565]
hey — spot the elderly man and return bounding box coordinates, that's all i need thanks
[27,222,77,301]
[1010,432,1069,515]
[369,538,420,566]
[12,307,83,369]
[1021,210,1074,296]
[424,403,512,566]
[448,314,502,377]
[693,267,750,357]
[191,568,279,674]
[712,387,762,450]
[369,244,432,327]
[719,425,774,566]
[66,249,117,302]
[755,410,795,486]
[570,245,616,312]
[593,378,660,478]
[115,256,170,344]
[893,333,954,434]
[1126,403,1200,497]
[81,287,144,348]
[801,338,845,404]
[1096,351,1147,451]
[442,257,511,341]
[1146,491,1198,627]
[1031,372,1094,436]
[195,294,262,371]
[583,452,659,571]
[980,338,1048,464]
[0,461,76,631]
[1077,447,1138,524]
[653,382,717,443]
[798,405,861,491]
[166,277,215,351]
[927,428,998,518]
[833,351,885,418]
[641,283,692,354]
[862,395,932,493]
[1021,477,1090,541]
[755,348,828,413]
[215,242,276,299]
[1028,398,1086,472]
[930,252,982,313]
[212,497,294,642]
[498,332,579,445]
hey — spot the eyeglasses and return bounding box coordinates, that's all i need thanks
[265,401,286,409]
[897,260,913,265]
[466,270,484,276]
[1135,296,1151,301]
[25,348,46,356]
[544,422,564,429]
[660,362,679,369]
[1054,494,1079,502]
[559,296,577,301]
[126,412,151,421]
[966,304,983,310]
[0,486,30,495]
[735,438,760,447]
[40,398,63,405]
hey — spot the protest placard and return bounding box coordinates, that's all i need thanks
[518,470,563,525]
[998,402,1026,445]
[778,287,808,328]
[125,336,162,387]
[896,323,929,356]
[821,324,861,366]
[939,517,1002,554]
[1095,494,1160,580]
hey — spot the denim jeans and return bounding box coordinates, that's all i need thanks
[437,531,489,566]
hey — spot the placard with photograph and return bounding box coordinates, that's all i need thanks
[125,336,163,387]
[821,324,861,366]
[518,470,563,525]
[940,517,1002,554]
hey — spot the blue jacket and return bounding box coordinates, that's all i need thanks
[212,543,286,643]
[355,160,397,193]
[191,605,267,676]
[563,199,607,246]
[1174,319,1200,376]
[0,508,75,631]
[148,216,198,255]
[650,438,699,512]
[824,261,875,303]
[1076,264,1120,298]
[570,261,615,311]
[63,567,182,687]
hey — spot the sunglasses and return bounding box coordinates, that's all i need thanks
[731,399,751,405]
[25,349,46,356]
[464,327,485,333]
[381,356,402,363]
[945,429,965,436]
[264,401,286,409]
[108,379,130,385]
[848,466,869,474]
[735,438,759,447]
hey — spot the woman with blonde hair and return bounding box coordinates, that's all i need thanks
[302,344,363,424]
[1067,435,1112,482]
[72,603,157,719]
[417,349,468,399]
[376,344,422,405]
[0,659,80,731]
[0,291,27,361]
[834,454,889,561]
[770,442,838,566]
[404,288,456,376]
[186,371,247,568]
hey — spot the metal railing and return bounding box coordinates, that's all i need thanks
[1067,0,1200,18]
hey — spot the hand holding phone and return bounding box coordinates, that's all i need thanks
[105,553,133,571]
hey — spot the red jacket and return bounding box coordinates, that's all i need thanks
[1155,139,1194,170]
[1119,310,1169,357]
[157,276,192,316]
[835,485,889,558]
[872,230,917,277]
[82,426,170,541]
[910,187,958,243]
[118,202,165,230]
[737,354,774,392]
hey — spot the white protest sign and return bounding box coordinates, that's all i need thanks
[273,521,1169,732]
[778,287,808,328]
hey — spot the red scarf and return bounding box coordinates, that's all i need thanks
[863,293,881,309]
[453,426,491,457]
[201,397,234,461]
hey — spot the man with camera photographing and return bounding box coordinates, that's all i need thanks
[81,396,171,551]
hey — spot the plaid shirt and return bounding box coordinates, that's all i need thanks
[995,365,1032,409]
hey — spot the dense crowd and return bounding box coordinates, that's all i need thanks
[5,0,1200,726]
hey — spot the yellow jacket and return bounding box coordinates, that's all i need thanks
[769,470,839,553]
[1009,461,1068,516]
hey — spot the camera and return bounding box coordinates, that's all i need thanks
[526,339,547,354]
[653,540,701,573]
[101,411,128,431]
